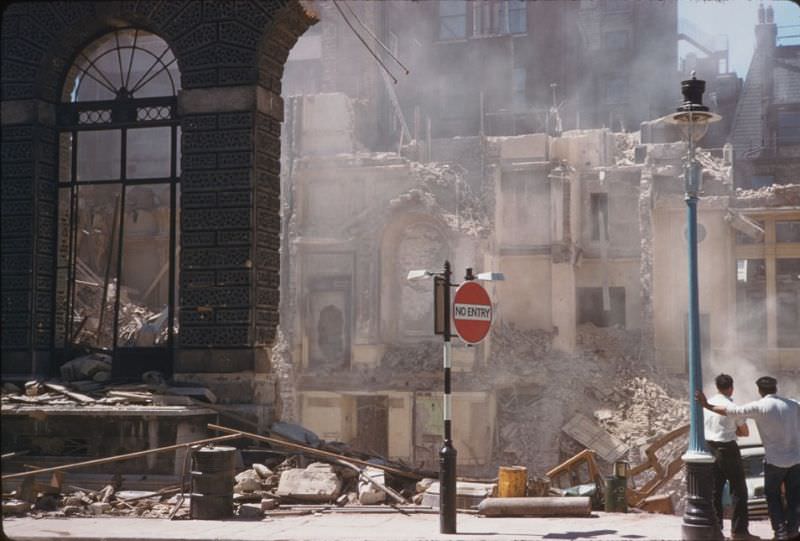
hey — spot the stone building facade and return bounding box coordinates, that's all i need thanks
[1,1,316,427]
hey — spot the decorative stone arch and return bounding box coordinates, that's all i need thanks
[379,209,455,343]
[1,0,317,395]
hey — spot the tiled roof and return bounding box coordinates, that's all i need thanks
[731,48,767,157]
[731,44,800,158]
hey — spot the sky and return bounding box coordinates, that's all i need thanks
[678,0,800,76]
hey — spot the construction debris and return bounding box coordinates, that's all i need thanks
[478,496,592,517]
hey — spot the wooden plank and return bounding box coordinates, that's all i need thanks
[42,382,95,404]
[107,391,153,403]
[166,387,217,404]
[1,433,242,481]
[208,423,423,480]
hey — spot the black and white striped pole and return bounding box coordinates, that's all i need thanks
[439,260,457,534]
[407,262,502,535]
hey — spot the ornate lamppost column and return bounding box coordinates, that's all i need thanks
[664,73,722,541]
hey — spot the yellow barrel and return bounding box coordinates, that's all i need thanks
[497,466,527,497]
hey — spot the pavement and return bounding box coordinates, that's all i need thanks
[1,511,777,541]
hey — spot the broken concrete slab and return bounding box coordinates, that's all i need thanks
[357,467,386,505]
[276,463,341,503]
[238,503,264,519]
[252,463,272,479]
[562,412,628,463]
[234,469,263,493]
[2,499,32,515]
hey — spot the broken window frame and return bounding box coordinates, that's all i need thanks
[733,213,800,354]
[55,28,180,377]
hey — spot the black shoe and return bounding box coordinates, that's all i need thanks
[731,532,761,541]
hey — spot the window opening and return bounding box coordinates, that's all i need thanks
[577,287,626,328]
[735,259,767,349]
[591,193,609,241]
[55,29,180,378]
[439,0,467,40]
[776,258,800,348]
[776,220,800,243]
[777,111,800,146]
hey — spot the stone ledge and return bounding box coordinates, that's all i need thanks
[178,86,282,118]
[0,100,56,126]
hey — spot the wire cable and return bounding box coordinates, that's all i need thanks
[340,0,410,75]
[332,0,398,84]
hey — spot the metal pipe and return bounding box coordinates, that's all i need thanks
[478,496,592,517]
[1,433,241,481]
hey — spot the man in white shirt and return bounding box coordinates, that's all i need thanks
[698,376,800,541]
[704,374,754,540]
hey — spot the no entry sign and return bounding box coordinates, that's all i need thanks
[452,281,492,344]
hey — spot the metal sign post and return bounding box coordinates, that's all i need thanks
[439,260,457,534]
[417,263,502,535]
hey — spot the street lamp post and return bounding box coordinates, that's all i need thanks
[663,72,722,541]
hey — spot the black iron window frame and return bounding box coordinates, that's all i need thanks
[54,95,179,366]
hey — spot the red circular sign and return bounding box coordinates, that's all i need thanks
[452,281,492,344]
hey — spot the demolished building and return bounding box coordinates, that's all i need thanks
[2,1,798,505]
[276,89,799,477]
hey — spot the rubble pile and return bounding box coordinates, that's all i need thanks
[695,148,732,184]
[70,271,170,349]
[613,132,640,166]
[490,322,555,372]
[594,375,688,449]
[733,183,800,207]
[1,435,454,520]
[406,161,491,237]
[1,374,214,408]
[576,323,644,364]
[485,319,690,504]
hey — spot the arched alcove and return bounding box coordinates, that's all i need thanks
[379,213,452,343]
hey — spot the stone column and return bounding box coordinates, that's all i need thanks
[1,99,58,376]
[175,85,282,426]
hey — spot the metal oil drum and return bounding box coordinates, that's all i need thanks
[497,466,528,497]
[604,460,629,513]
[190,445,236,519]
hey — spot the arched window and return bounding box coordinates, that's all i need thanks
[55,29,181,377]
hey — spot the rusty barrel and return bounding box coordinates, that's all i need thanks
[497,466,527,497]
[190,445,236,520]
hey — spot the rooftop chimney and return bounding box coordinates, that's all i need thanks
[755,3,777,50]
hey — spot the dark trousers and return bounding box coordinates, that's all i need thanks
[764,462,800,537]
[708,440,749,534]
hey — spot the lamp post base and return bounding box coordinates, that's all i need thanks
[439,440,457,534]
[682,460,722,541]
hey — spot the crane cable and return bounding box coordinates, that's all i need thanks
[331,0,401,84]
[340,0,410,75]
